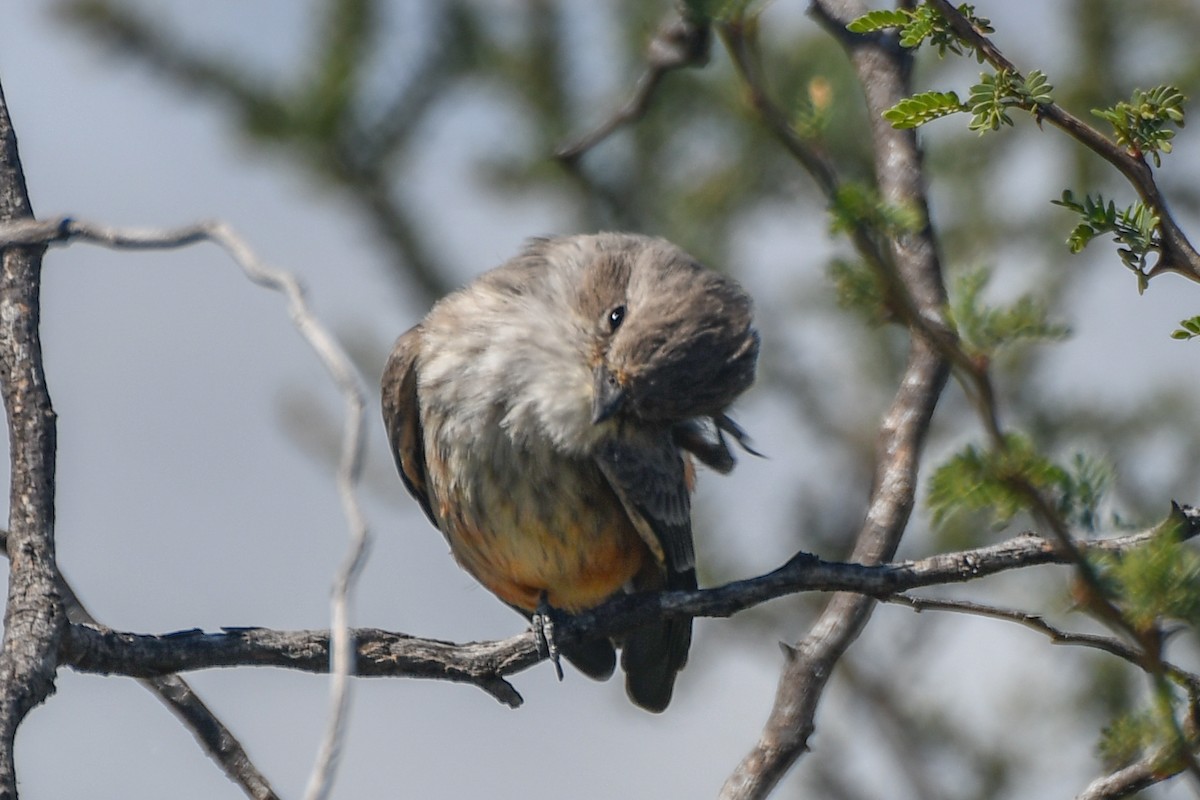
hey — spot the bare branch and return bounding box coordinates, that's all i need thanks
[1075,751,1177,800]
[56,519,1200,703]
[0,80,66,800]
[721,0,951,795]
[555,8,709,163]
[891,594,1200,694]
[0,528,279,800]
[0,216,369,800]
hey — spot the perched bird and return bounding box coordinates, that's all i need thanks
[381,232,758,711]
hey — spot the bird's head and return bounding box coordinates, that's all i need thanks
[577,235,759,426]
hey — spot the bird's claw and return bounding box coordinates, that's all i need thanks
[532,595,565,681]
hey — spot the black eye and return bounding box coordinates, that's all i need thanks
[607,305,626,332]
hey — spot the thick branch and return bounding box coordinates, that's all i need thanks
[722,1,949,796]
[0,529,278,800]
[0,80,65,800]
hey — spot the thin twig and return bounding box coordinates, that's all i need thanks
[555,9,709,163]
[0,216,369,800]
[891,593,1200,694]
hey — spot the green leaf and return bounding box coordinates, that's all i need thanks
[1092,85,1187,167]
[1058,454,1112,533]
[1052,190,1161,280]
[883,91,965,129]
[967,70,1018,132]
[827,258,888,324]
[898,8,938,49]
[828,182,923,237]
[1020,69,1054,105]
[1170,315,1200,340]
[1098,711,1161,770]
[847,4,992,58]
[845,9,910,34]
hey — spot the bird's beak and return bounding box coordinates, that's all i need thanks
[591,365,626,424]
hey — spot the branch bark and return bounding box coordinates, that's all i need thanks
[0,81,65,800]
[0,214,370,800]
[0,529,279,800]
[1075,751,1175,800]
[55,520,1197,706]
[721,1,950,796]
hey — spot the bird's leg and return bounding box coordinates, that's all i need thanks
[532,592,565,681]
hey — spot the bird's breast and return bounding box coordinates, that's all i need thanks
[423,411,649,613]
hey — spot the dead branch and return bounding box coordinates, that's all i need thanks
[0,214,368,800]
[0,80,66,800]
[56,519,1199,708]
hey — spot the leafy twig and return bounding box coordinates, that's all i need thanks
[925,0,1200,282]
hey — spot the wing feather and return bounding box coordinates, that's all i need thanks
[593,430,695,574]
[381,325,437,528]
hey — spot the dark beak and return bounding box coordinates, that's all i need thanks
[591,365,626,424]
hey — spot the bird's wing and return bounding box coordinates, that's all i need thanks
[381,325,437,528]
[594,428,697,712]
[593,429,695,575]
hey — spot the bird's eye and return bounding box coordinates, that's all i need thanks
[607,305,626,332]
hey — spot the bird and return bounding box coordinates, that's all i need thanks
[381,232,759,711]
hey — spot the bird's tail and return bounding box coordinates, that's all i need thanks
[621,567,696,713]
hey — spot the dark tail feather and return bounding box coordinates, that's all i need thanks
[621,568,696,713]
[562,637,617,681]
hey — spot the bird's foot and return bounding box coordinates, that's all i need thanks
[532,594,565,681]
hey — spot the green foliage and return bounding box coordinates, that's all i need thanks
[1052,190,1161,291]
[882,91,965,129]
[789,76,837,140]
[1093,85,1187,168]
[946,268,1069,359]
[1059,454,1112,533]
[928,434,1068,528]
[929,437,1111,532]
[846,4,993,57]
[828,258,888,324]
[1170,316,1200,340]
[1090,507,1200,632]
[1020,69,1055,106]
[844,9,909,34]
[828,182,923,238]
[879,68,1051,132]
[966,69,1053,133]
[1098,710,1163,770]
